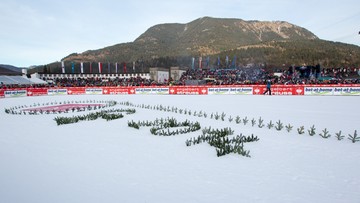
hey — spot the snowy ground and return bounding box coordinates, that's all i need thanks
[0,95,359,203]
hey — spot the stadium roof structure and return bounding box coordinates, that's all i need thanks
[0,76,47,85]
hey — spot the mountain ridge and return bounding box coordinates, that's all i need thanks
[0,64,22,75]
[33,16,358,73]
[63,17,318,62]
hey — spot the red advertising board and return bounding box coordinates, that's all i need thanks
[102,87,136,95]
[0,84,359,98]
[272,85,304,95]
[292,86,305,95]
[252,85,266,95]
[252,85,304,95]
[27,88,48,96]
[67,87,86,95]
[169,86,208,95]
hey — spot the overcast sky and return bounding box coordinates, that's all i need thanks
[1,0,359,67]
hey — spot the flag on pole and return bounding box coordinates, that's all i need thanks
[232,55,237,68]
[206,56,210,68]
[191,57,195,69]
[217,56,220,68]
[90,62,92,73]
[115,62,118,74]
[98,62,102,73]
[123,62,127,73]
[132,61,135,72]
[71,62,75,73]
[80,62,84,74]
[225,55,229,67]
[61,61,65,73]
[199,56,202,69]
[108,62,111,73]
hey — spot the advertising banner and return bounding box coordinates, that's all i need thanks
[0,84,359,98]
[27,88,48,96]
[271,86,304,95]
[252,85,304,95]
[135,87,169,95]
[85,88,103,95]
[169,87,207,95]
[252,85,266,95]
[67,87,86,95]
[4,89,27,98]
[292,86,305,95]
[304,86,334,96]
[208,87,253,95]
[0,89,4,98]
[102,87,135,95]
[333,86,360,96]
[48,88,68,96]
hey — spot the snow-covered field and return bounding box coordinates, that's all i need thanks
[0,95,359,203]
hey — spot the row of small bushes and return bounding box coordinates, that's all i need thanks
[127,117,259,157]
[128,117,201,136]
[118,101,359,143]
[54,108,135,125]
[185,127,259,157]
[5,100,117,115]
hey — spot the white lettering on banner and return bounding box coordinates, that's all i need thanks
[176,91,199,95]
[175,87,200,95]
[4,90,27,98]
[110,92,128,95]
[48,89,67,95]
[106,88,130,95]
[271,87,294,95]
[85,89,103,95]
[273,92,293,95]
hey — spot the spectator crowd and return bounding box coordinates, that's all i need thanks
[1,65,359,89]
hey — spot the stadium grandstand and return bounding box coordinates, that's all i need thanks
[1,64,360,89]
[37,65,360,87]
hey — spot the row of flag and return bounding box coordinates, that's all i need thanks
[191,55,238,69]
[61,61,130,74]
[61,55,239,74]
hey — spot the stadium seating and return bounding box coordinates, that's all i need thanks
[0,76,46,85]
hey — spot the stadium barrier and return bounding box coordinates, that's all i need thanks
[1,85,360,98]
